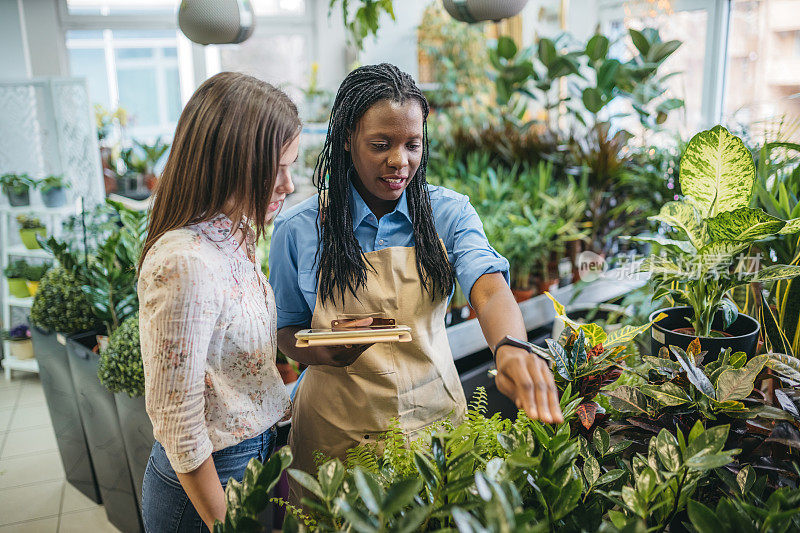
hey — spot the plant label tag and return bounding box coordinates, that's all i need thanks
[652,329,665,344]
[57,333,66,345]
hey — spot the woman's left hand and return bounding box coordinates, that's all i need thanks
[494,345,563,424]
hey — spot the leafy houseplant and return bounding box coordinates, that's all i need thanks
[637,126,800,356]
[16,215,46,249]
[1,172,34,206]
[23,262,51,296]
[2,324,34,359]
[30,266,98,334]
[37,174,69,207]
[4,259,33,298]
[98,314,143,397]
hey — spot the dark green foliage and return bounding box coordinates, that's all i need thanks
[30,266,98,334]
[98,314,143,397]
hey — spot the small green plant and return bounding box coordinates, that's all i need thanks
[4,259,30,279]
[16,215,44,230]
[2,324,31,341]
[23,262,51,282]
[36,175,69,194]
[98,314,143,397]
[329,0,395,51]
[0,173,34,195]
[30,266,98,334]
[636,126,800,337]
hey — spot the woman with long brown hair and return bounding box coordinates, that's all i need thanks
[138,71,300,532]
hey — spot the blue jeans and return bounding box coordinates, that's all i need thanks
[141,427,277,533]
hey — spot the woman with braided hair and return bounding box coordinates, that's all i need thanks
[269,63,562,500]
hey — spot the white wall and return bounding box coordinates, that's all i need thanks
[0,0,31,79]
[22,0,69,77]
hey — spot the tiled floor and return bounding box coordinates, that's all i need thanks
[0,373,120,532]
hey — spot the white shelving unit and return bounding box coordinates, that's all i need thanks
[1,202,80,379]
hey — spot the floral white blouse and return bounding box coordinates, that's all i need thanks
[139,214,290,473]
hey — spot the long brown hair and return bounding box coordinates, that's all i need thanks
[140,71,300,270]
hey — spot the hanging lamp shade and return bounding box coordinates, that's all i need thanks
[178,0,256,45]
[443,0,529,23]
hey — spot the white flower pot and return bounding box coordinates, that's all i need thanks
[9,339,35,359]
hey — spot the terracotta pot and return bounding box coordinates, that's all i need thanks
[144,173,158,191]
[511,287,535,303]
[276,362,298,384]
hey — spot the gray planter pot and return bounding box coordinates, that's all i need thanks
[5,187,30,206]
[67,331,143,533]
[31,326,101,503]
[114,392,153,507]
[41,187,66,207]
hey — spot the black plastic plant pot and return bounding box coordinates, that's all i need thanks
[114,392,153,507]
[649,306,760,359]
[31,326,101,503]
[67,331,143,533]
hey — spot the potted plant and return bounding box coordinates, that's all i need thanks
[29,266,101,503]
[16,215,46,249]
[2,324,34,359]
[97,314,153,508]
[4,259,32,298]
[37,175,70,207]
[134,137,170,191]
[24,262,50,296]
[1,172,34,206]
[636,126,800,357]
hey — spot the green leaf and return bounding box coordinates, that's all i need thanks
[572,329,587,371]
[688,419,704,443]
[597,59,621,91]
[720,298,739,329]
[707,207,787,241]
[394,505,430,533]
[655,429,682,471]
[648,200,705,249]
[584,455,601,484]
[629,28,651,56]
[688,500,723,533]
[580,323,608,347]
[639,382,691,406]
[765,352,800,382]
[737,264,800,284]
[582,87,604,114]
[496,36,517,60]
[680,125,755,218]
[596,469,625,486]
[547,339,573,381]
[593,427,610,455]
[605,386,650,415]
[685,424,728,459]
[736,464,755,495]
[685,452,735,470]
[628,234,696,254]
[656,98,684,113]
[538,38,557,67]
[779,217,800,235]
[716,355,768,402]
[696,240,749,274]
[353,469,382,514]
[585,34,609,61]
[318,459,345,500]
[648,40,681,63]
[382,478,422,516]
[288,469,325,501]
[671,346,716,399]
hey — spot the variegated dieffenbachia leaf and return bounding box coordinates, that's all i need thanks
[696,240,749,275]
[706,207,787,242]
[649,201,705,249]
[627,235,696,254]
[780,217,800,235]
[680,125,755,218]
[640,255,683,277]
[736,264,800,285]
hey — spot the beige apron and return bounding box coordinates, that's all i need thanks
[288,244,467,502]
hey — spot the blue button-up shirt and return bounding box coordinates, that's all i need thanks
[269,182,510,329]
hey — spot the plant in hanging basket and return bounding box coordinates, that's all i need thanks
[0,173,34,206]
[36,175,70,207]
[632,126,800,356]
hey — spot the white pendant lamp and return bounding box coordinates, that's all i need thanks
[178,0,256,45]
[443,0,530,23]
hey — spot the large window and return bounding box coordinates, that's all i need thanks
[67,29,185,139]
[724,0,800,142]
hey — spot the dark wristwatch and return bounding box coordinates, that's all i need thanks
[493,335,535,363]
